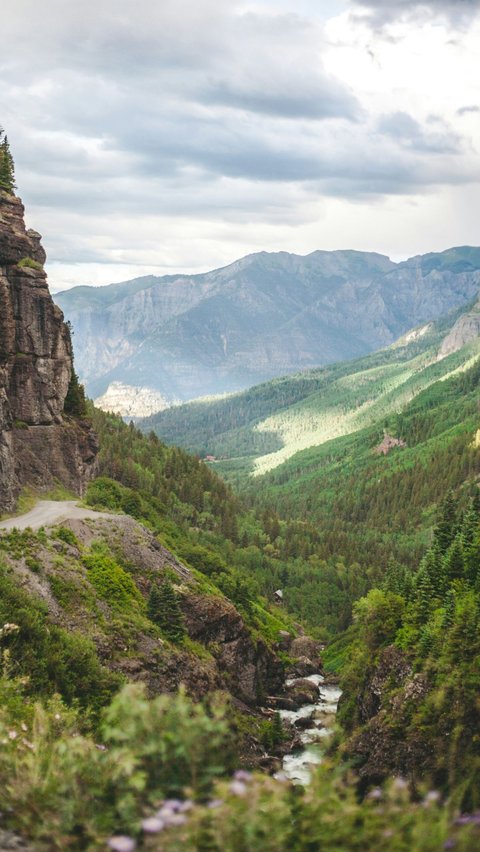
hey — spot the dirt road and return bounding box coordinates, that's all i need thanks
[0,501,113,531]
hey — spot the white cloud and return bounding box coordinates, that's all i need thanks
[1,0,479,289]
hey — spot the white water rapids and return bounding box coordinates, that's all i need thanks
[278,674,342,785]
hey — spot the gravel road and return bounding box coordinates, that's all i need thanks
[0,501,112,531]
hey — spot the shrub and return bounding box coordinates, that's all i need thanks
[83,547,144,613]
[17,256,43,270]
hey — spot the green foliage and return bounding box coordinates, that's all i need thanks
[17,256,43,270]
[338,493,480,808]
[259,712,285,750]
[0,681,232,848]
[0,566,120,712]
[0,128,15,193]
[64,367,88,417]
[147,580,186,643]
[52,526,79,547]
[83,545,144,612]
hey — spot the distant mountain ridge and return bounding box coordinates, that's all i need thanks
[56,245,480,405]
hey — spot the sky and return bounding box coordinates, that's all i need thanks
[1,0,480,291]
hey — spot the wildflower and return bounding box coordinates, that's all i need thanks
[234,770,252,782]
[207,799,224,809]
[229,780,247,796]
[107,836,136,852]
[0,623,20,637]
[443,840,456,850]
[178,800,193,813]
[367,788,382,800]
[8,731,17,740]
[141,818,164,834]
[423,790,441,807]
[162,799,182,812]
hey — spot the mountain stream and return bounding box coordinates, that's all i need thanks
[278,674,342,785]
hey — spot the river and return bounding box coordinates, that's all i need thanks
[278,674,342,785]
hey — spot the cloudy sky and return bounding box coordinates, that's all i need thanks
[1,0,480,291]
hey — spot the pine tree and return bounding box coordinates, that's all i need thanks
[433,491,458,553]
[147,580,186,643]
[442,537,465,585]
[64,368,88,418]
[0,129,16,194]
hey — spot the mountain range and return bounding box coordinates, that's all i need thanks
[56,245,480,412]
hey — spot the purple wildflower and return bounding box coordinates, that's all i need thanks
[367,788,382,801]
[107,836,136,852]
[207,799,224,809]
[234,770,252,782]
[141,818,165,834]
[229,780,247,796]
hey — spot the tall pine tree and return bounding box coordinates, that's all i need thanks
[0,129,16,194]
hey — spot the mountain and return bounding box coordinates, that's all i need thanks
[56,246,480,408]
[0,190,97,511]
[138,299,480,479]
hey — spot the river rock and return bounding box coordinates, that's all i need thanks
[287,655,319,677]
[286,678,320,707]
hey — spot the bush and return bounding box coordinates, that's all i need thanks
[83,546,144,613]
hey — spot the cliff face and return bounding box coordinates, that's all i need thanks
[437,298,480,360]
[0,190,98,510]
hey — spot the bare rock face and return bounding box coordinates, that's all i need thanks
[437,299,480,360]
[0,191,98,510]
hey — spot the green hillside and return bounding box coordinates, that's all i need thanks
[141,306,476,484]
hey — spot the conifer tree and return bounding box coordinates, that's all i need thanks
[64,368,88,418]
[442,537,465,584]
[433,491,458,553]
[147,579,186,643]
[0,129,16,194]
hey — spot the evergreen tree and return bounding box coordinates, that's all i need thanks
[433,491,458,553]
[147,580,186,643]
[0,129,16,194]
[64,368,88,418]
[442,537,465,584]
[414,565,436,623]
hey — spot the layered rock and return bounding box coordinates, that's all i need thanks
[0,190,97,510]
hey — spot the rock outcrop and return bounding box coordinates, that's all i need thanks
[437,298,480,360]
[0,190,97,510]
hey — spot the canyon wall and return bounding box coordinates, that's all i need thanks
[0,190,97,511]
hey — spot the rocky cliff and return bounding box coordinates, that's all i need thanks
[0,190,97,510]
[437,297,480,360]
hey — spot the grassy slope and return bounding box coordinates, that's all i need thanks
[141,304,476,487]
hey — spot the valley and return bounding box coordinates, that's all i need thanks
[1,179,480,850]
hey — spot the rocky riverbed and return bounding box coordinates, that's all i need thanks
[277,673,342,785]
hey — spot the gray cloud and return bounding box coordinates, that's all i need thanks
[457,104,480,115]
[351,0,480,25]
[0,0,478,282]
[377,111,461,154]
